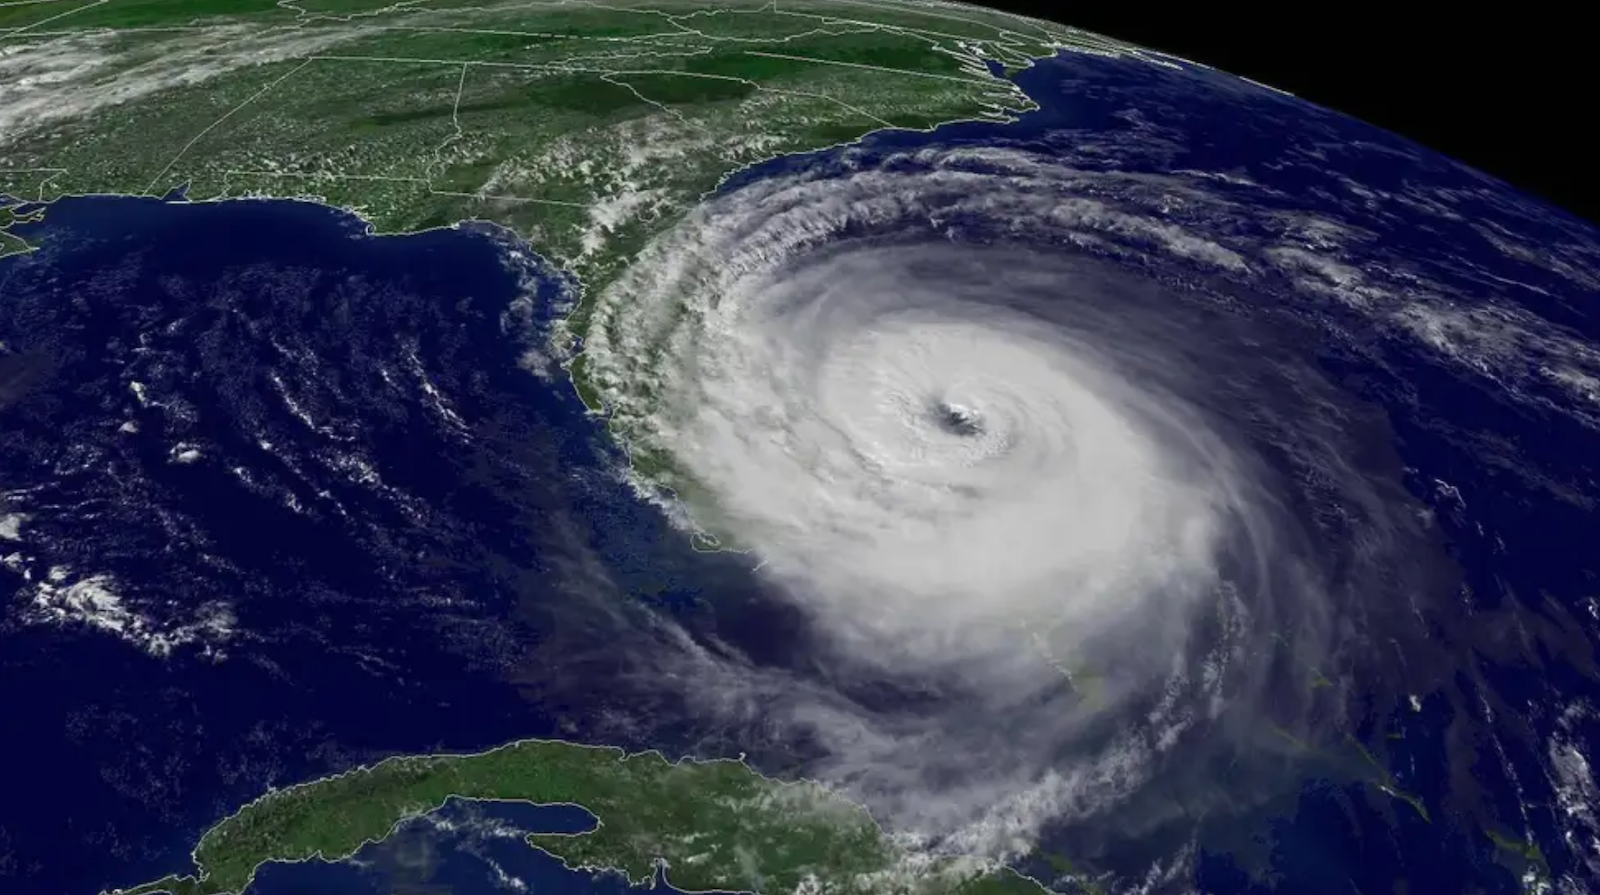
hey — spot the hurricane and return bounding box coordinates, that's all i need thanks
[577,142,1450,859]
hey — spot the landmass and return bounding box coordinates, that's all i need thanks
[0,0,1153,403]
[106,737,1048,895]
[1486,828,1553,893]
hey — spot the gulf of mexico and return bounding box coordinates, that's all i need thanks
[0,195,767,895]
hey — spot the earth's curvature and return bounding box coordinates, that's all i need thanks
[2,3,1599,895]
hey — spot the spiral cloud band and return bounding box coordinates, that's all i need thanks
[579,143,1442,856]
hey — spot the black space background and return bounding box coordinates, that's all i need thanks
[973,5,1596,230]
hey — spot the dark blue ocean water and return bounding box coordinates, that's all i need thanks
[3,49,1598,895]
[0,194,770,895]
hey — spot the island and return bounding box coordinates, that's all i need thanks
[109,738,1048,895]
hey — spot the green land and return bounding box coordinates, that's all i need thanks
[0,0,1147,384]
[107,738,1048,895]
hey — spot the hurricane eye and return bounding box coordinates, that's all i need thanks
[932,401,983,437]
